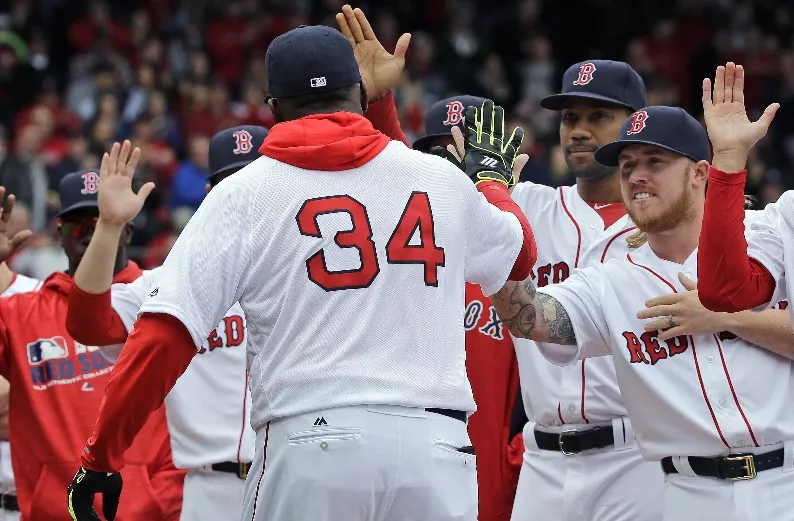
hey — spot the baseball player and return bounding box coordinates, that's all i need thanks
[491,97,794,520]
[695,63,789,320]
[66,127,267,521]
[337,10,526,517]
[504,60,666,521]
[0,264,40,521]
[66,25,536,521]
[0,175,185,521]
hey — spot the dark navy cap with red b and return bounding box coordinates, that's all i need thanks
[594,106,711,166]
[208,125,269,179]
[540,60,646,111]
[57,169,100,218]
[413,95,487,152]
[266,25,362,99]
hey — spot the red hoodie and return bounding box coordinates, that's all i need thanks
[79,112,535,480]
[0,263,184,521]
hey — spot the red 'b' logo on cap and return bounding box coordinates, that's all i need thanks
[573,63,597,85]
[81,171,99,194]
[232,130,253,154]
[626,110,649,135]
[443,101,465,126]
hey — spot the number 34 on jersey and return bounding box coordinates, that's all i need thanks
[296,192,446,291]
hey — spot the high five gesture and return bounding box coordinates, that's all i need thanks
[703,62,780,173]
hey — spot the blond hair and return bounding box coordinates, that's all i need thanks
[625,195,755,249]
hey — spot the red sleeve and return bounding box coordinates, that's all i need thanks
[507,431,524,477]
[364,92,411,147]
[698,166,776,312]
[66,284,130,345]
[81,313,196,472]
[477,182,537,280]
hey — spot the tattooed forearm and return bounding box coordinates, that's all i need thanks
[491,279,577,345]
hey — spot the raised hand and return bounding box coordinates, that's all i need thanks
[336,5,411,102]
[703,62,780,173]
[98,140,155,227]
[0,187,32,263]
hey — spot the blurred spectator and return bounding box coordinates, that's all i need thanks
[122,62,158,123]
[231,82,274,129]
[129,114,178,183]
[49,132,95,189]
[0,124,49,231]
[145,90,182,150]
[169,133,209,211]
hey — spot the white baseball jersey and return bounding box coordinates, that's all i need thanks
[536,240,794,460]
[744,191,794,318]
[0,274,41,493]
[510,182,637,426]
[138,141,524,432]
[101,267,255,469]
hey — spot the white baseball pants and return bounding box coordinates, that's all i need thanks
[0,509,19,521]
[662,440,794,521]
[179,468,246,521]
[241,404,477,521]
[511,419,664,521]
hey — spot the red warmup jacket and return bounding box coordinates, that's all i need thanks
[366,94,526,521]
[0,262,185,521]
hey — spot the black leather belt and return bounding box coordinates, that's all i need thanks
[0,492,18,512]
[661,448,783,480]
[535,426,615,455]
[426,408,466,423]
[211,461,252,480]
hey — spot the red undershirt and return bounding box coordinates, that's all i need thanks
[698,166,776,312]
[585,201,626,228]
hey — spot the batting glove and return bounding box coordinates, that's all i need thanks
[461,100,524,188]
[67,467,123,521]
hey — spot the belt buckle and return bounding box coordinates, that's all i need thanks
[238,462,250,480]
[724,454,757,480]
[558,429,579,456]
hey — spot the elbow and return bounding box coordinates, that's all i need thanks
[507,228,537,281]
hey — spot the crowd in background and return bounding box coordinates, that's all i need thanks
[0,0,792,278]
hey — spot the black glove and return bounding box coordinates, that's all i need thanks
[429,145,462,169]
[461,100,524,188]
[67,467,123,521]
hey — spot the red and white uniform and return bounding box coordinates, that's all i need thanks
[0,274,41,521]
[98,268,254,521]
[537,226,794,520]
[0,264,184,521]
[81,113,534,521]
[509,181,665,521]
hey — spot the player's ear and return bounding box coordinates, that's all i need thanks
[692,159,710,188]
[268,98,282,123]
[122,222,134,246]
[205,183,211,194]
[359,80,369,114]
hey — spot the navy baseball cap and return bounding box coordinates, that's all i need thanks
[208,125,269,179]
[540,60,646,111]
[413,95,487,152]
[594,106,711,167]
[266,25,362,99]
[56,169,100,217]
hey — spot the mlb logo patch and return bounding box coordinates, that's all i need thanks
[310,77,327,88]
[27,337,69,365]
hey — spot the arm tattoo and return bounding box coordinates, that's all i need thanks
[491,279,577,345]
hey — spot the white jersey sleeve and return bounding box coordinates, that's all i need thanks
[534,265,612,365]
[745,194,791,306]
[99,268,162,362]
[458,178,523,296]
[138,179,254,347]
